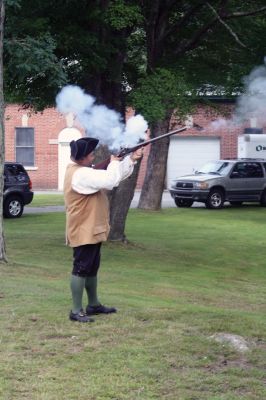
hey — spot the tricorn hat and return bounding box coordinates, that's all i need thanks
[70,137,99,160]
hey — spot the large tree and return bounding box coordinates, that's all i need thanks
[132,1,266,210]
[0,0,6,261]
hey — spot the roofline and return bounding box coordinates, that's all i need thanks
[199,96,236,104]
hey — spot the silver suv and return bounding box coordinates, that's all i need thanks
[169,159,266,209]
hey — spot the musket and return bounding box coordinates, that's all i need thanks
[93,126,187,169]
[116,126,187,157]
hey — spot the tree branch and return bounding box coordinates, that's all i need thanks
[159,2,207,43]
[172,1,266,57]
[173,17,218,56]
[223,5,266,19]
[206,2,247,48]
[147,1,266,66]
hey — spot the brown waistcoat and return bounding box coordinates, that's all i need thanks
[63,164,110,247]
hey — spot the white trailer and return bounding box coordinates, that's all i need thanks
[238,134,266,158]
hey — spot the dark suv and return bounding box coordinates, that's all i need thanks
[3,162,34,218]
[169,159,266,209]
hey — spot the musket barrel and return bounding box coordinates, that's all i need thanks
[94,125,188,167]
[117,126,187,157]
[139,126,187,146]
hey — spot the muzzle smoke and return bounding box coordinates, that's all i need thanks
[56,85,148,150]
[209,60,266,131]
[234,61,266,125]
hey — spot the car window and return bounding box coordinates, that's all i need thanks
[4,164,28,182]
[197,161,230,175]
[231,162,263,178]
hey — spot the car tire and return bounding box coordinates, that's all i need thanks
[206,189,224,209]
[229,201,243,206]
[174,199,194,208]
[3,195,24,218]
[260,189,266,206]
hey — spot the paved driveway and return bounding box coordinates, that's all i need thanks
[24,191,179,214]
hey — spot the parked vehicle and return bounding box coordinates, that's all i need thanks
[169,159,266,209]
[3,162,34,218]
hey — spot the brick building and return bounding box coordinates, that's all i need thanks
[4,100,256,190]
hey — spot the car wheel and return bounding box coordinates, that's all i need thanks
[3,195,24,218]
[229,201,243,206]
[206,189,224,209]
[260,189,266,206]
[174,198,194,208]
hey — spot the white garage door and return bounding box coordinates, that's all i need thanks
[167,136,220,187]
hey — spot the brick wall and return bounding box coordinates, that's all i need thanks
[5,101,254,190]
[6,104,70,189]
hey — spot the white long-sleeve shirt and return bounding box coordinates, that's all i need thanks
[71,155,135,194]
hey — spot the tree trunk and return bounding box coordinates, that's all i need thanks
[83,3,139,241]
[138,118,171,210]
[108,160,141,241]
[0,0,7,262]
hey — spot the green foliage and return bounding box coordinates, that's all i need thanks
[4,33,67,109]
[171,4,266,95]
[3,1,266,113]
[129,68,194,123]
[105,0,142,30]
[139,1,266,97]
[3,0,144,110]
[125,27,146,81]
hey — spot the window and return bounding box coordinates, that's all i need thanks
[15,128,34,166]
[231,162,263,178]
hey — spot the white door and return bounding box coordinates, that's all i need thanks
[58,128,82,190]
[167,136,220,187]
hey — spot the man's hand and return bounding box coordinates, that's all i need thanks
[130,147,144,161]
[110,155,123,162]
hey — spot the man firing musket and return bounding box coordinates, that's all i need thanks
[63,123,203,323]
[57,84,202,323]
[63,137,144,323]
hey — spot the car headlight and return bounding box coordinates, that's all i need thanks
[194,181,209,189]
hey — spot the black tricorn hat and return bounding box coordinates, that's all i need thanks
[70,137,99,160]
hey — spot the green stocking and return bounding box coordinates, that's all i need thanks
[85,276,100,307]
[70,274,85,313]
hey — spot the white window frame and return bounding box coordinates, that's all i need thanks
[15,127,35,167]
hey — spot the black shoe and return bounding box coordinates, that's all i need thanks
[69,309,94,323]
[86,304,117,315]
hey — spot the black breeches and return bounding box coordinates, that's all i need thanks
[72,243,102,277]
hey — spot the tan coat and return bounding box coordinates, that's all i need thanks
[64,164,110,247]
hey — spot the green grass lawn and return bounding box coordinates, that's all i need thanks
[29,193,65,207]
[0,204,266,399]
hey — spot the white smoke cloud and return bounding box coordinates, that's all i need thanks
[56,85,148,150]
[123,114,148,146]
[208,61,266,131]
[56,85,95,115]
[209,118,232,131]
[234,64,266,125]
